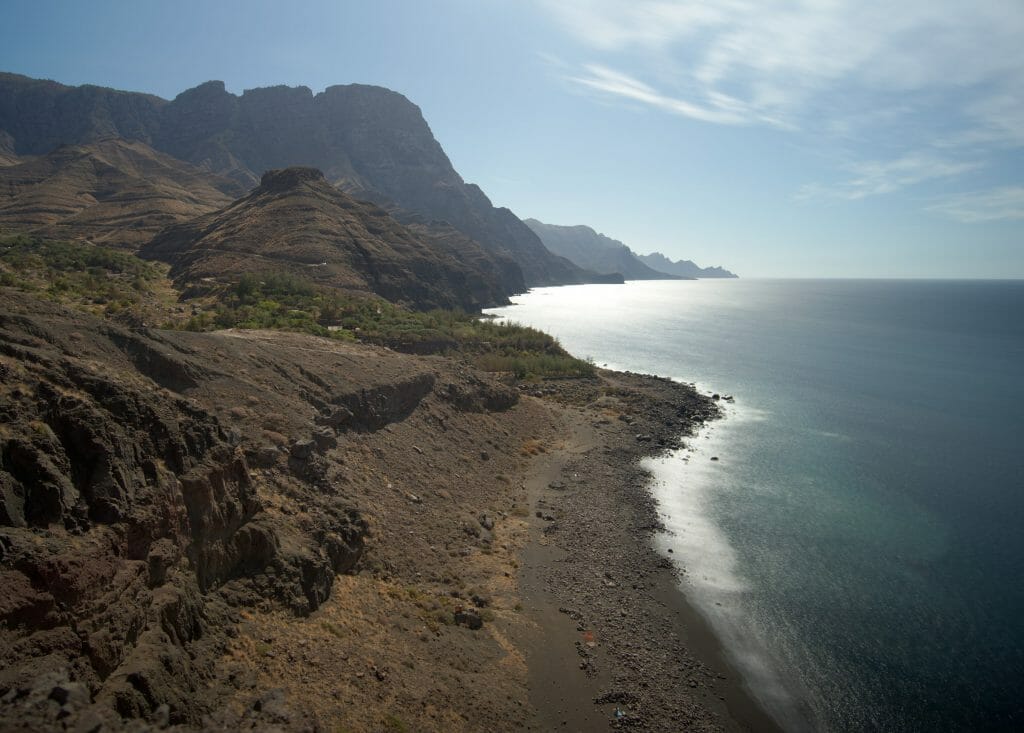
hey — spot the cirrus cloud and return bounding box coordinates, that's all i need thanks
[927,187,1024,223]
[538,0,1024,213]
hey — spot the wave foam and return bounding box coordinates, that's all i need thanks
[644,416,812,731]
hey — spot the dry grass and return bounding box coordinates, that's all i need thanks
[519,438,546,456]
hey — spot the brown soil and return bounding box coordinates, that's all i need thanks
[210,370,779,732]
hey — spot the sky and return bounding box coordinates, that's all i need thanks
[2,0,1022,278]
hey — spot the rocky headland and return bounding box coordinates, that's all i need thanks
[524,219,684,281]
[524,219,739,281]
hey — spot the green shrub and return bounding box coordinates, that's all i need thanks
[177,270,596,379]
[0,241,594,381]
[0,234,165,310]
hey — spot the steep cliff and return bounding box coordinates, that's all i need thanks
[0,73,165,155]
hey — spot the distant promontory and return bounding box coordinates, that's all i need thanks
[524,218,737,280]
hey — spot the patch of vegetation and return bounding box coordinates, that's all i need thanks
[180,271,340,336]
[382,714,408,732]
[0,240,594,380]
[321,621,346,639]
[0,234,167,316]
[182,271,595,379]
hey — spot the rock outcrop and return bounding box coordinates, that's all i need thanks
[0,290,520,729]
[0,296,369,726]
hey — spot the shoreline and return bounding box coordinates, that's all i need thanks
[516,370,781,731]
[0,292,780,731]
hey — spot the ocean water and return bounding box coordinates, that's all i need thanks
[485,279,1024,732]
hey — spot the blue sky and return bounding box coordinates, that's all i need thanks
[2,0,1022,277]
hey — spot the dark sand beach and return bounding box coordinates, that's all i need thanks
[516,371,780,732]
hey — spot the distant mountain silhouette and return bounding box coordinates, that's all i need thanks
[636,252,737,279]
[524,219,683,280]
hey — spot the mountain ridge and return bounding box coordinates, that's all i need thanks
[0,72,614,291]
[636,251,738,279]
[524,219,682,281]
[0,138,245,246]
[140,166,509,311]
[525,218,737,280]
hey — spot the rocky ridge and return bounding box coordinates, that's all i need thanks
[140,166,510,311]
[0,138,245,246]
[524,218,682,281]
[636,251,738,279]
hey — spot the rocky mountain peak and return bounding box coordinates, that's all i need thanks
[181,79,228,97]
[259,166,327,191]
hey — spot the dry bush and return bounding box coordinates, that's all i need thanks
[519,439,546,456]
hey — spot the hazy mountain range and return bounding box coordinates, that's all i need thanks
[635,251,737,279]
[525,219,737,280]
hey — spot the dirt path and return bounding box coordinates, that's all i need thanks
[517,412,609,731]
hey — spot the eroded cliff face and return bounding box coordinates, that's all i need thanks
[154,81,565,291]
[0,73,165,158]
[0,291,521,730]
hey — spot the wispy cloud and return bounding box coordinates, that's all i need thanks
[945,88,1024,150]
[927,187,1024,223]
[798,154,983,201]
[538,1,1024,214]
[540,1,1024,132]
[569,64,747,125]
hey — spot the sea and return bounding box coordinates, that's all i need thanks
[485,279,1024,732]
